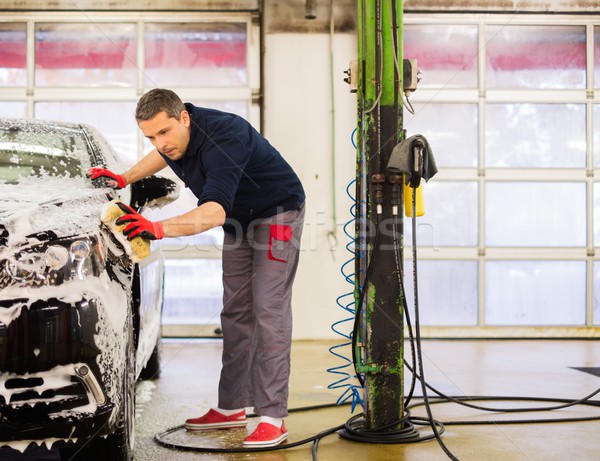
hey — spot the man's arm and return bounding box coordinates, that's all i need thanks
[115,201,226,241]
[160,201,226,237]
[122,149,168,185]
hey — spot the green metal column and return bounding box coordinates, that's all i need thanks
[355,0,405,430]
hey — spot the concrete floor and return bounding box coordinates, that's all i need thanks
[133,338,600,461]
[2,338,599,460]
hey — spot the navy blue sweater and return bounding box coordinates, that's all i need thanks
[159,103,305,234]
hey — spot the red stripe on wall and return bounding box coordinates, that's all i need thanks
[0,40,584,71]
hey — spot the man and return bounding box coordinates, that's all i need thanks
[87,88,305,447]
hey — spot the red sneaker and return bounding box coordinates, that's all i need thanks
[243,421,288,447]
[184,409,247,431]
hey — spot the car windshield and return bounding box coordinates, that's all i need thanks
[0,123,91,185]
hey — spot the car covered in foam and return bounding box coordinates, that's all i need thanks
[0,118,178,460]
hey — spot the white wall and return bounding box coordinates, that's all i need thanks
[263,33,358,339]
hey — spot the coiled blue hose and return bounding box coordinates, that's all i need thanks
[327,129,364,412]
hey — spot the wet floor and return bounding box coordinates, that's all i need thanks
[136,338,600,461]
[2,338,600,460]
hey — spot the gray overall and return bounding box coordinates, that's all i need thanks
[218,205,305,418]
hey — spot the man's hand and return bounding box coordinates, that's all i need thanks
[86,167,127,189]
[115,203,164,240]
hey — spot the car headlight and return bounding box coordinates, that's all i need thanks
[0,236,104,289]
[45,245,70,269]
[6,253,46,282]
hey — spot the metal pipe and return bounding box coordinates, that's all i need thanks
[358,0,406,431]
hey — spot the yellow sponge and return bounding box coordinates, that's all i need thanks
[101,200,150,263]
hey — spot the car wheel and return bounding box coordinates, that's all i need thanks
[139,336,161,380]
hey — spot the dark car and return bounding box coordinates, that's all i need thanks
[0,118,178,460]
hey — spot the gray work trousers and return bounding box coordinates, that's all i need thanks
[218,206,305,418]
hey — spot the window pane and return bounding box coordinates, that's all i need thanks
[162,259,223,326]
[0,101,26,118]
[404,103,477,168]
[404,24,478,88]
[486,182,586,247]
[485,104,586,168]
[594,262,600,325]
[485,25,585,89]
[35,101,138,166]
[35,23,137,87]
[486,261,586,325]
[403,261,478,326]
[595,27,600,89]
[405,181,478,247]
[595,105,600,168]
[145,23,247,87]
[593,182,600,247]
[0,23,26,86]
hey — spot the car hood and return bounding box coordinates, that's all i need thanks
[0,176,112,248]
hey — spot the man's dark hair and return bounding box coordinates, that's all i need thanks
[135,88,187,122]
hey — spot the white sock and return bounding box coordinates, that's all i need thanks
[216,407,244,416]
[260,416,283,427]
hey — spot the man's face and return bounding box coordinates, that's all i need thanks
[138,110,191,161]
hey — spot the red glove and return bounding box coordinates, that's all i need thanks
[86,167,127,189]
[115,202,164,240]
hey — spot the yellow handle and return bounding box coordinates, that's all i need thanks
[404,179,425,217]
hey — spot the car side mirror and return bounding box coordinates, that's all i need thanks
[129,176,179,211]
